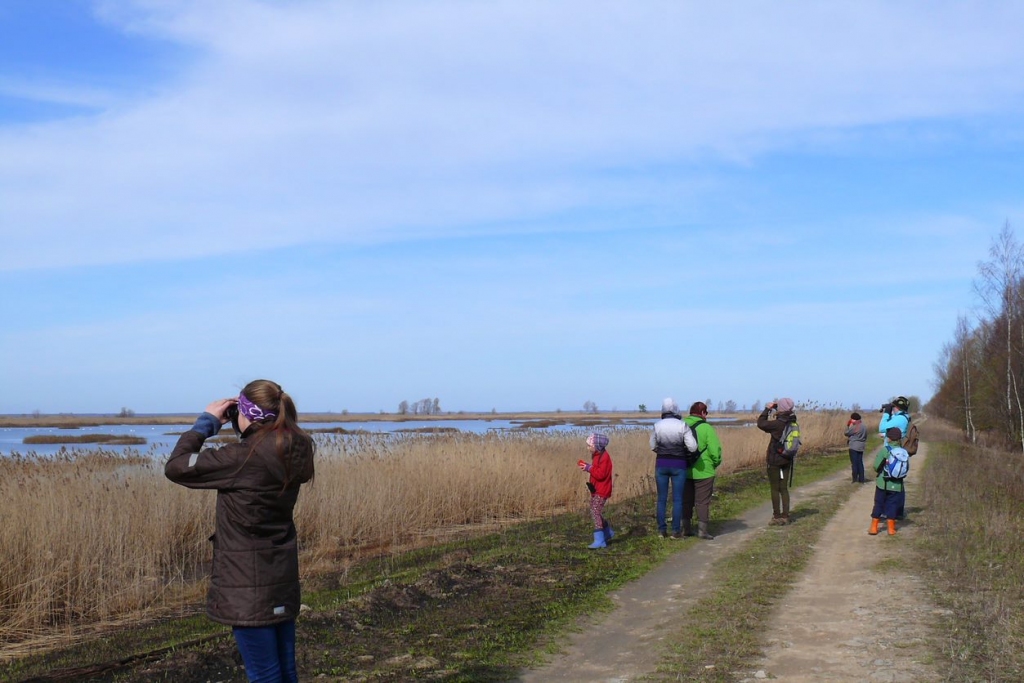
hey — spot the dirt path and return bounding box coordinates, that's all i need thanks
[745,444,943,683]
[517,445,943,683]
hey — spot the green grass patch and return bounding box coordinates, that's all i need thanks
[872,556,908,573]
[0,614,227,682]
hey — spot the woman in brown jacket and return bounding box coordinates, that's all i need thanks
[166,379,315,683]
[757,397,797,526]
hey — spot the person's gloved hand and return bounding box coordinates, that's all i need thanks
[578,459,590,472]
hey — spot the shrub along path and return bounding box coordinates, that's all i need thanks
[517,445,942,683]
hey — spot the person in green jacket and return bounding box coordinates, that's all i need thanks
[683,401,723,540]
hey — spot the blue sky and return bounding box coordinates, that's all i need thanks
[2,1,1024,414]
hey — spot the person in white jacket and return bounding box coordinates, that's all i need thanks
[650,397,698,538]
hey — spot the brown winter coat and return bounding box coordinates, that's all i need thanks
[757,408,798,468]
[165,428,314,626]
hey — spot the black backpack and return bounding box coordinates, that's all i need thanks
[683,419,706,467]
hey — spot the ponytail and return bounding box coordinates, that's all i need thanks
[241,380,315,488]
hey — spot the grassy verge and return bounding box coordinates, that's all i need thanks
[0,450,851,683]
[913,439,1024,682]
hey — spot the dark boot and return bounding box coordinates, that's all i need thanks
[697,522,715,540]
[682,519,694,537]
[602,520,615,543]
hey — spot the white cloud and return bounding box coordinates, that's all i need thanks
[2,1,1024,273]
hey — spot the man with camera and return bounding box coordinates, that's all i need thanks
[879,396,911,443]
[878,396,912,519]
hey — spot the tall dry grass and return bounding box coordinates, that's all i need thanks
[0,452,209,646]
[917,420,1024,679]
[0,412,848,649]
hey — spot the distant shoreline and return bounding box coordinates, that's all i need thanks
[0,411,753,429]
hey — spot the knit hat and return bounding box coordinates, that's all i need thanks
[885,427,903,441]
[586,433,609,452]
[777,397,795,412]
[661,397,679,415]
[893,396,909,410]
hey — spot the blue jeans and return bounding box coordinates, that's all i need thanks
[655,467,686,534]
[232,621,298,683]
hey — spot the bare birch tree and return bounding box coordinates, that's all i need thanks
[954,315,978,442]
[975,222,1024,450]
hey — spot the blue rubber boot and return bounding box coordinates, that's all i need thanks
[602,521,614,543]
[588,530,607,549]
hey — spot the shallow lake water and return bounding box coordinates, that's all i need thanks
[0,417,688,457]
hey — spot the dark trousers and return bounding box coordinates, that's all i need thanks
[684,476,715,524]
[849,449,866,482]
[870,486,905,520]
[767,464,791,516]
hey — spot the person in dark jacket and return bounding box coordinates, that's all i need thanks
[166,379,315,683]
[844,412,868,483]
[757,397,798,526]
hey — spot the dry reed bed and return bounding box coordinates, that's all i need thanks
[0,413,848,648]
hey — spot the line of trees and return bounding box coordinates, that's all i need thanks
[397,398,442,415]
[930,223,1024,450]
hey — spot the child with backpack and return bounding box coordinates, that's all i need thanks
[869,427,910,536]
[578,432,614,548]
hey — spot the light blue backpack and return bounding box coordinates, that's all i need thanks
[883,444,909,480]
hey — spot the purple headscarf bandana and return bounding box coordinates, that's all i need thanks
[238,393,277,423]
